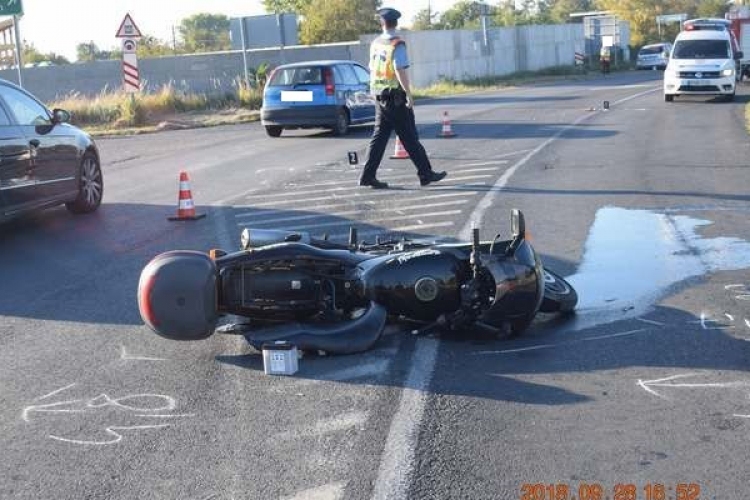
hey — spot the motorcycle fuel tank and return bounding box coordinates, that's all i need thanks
[361,249,466,321]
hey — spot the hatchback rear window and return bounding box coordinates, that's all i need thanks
[639,46,666,55]
[268,66,323,86]
[672,39,729,59]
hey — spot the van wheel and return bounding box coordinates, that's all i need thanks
[664,94,674,102]
[332,109,350,136]
[265,126,283,137]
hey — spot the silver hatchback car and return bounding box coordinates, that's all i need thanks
[636,43,672,70]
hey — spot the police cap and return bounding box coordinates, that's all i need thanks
[377,7,401,22]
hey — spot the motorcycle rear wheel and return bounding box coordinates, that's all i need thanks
[540,268,577,313]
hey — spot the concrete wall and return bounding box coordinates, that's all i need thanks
[0,23,585,104]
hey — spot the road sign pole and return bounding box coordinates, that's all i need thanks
[12,14,21,87]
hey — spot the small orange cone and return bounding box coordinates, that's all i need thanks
[168,171,206,221]
[389,136,410,159]
[437,111,456,138]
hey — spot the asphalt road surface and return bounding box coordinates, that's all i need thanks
[2,71,749,500]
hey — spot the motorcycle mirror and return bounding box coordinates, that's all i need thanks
[241,228,251,250]
[349,227,358,250]
[511,209,525,240]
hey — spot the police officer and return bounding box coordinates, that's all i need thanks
[359,7,447,189]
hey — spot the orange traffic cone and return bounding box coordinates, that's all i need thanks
[437,111,457,137]
[389,136,410,159]
[168,171,206,221]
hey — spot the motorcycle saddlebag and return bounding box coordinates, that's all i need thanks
[138,250,219,341]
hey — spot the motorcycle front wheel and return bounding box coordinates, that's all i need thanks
[539,268,577,313]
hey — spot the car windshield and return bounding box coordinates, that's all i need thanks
[639,46,665,55]
[268,66,323,86]
[672,39,729,59]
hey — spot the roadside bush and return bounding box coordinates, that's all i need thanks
[117,95,147,127]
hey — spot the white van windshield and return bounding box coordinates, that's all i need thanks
[672,39,729,59]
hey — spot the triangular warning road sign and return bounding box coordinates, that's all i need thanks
[116,13,142,38]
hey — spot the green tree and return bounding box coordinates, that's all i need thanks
[299,0,381,45]
[262,0,312,13]
[438,0,487,29]
[137,35,176,58]
[411,7,442,30]
[179,13,231,53]
[547,0,595,23]
[22,41,69,65]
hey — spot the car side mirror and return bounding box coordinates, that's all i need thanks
[735,50,744,60]
[52,108,70,124]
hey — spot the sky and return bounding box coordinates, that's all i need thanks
[14,0,462,62]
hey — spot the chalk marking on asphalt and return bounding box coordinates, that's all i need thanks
[636,318,665,326]
[48,425,171,446]
[37,383,77,401]
[281,482,345,500]
[746,318,750,330]
[475,329,646,355]
[734,414,750,418]
[287,168,499,189]
[238,200,470,226]
[726,313,735,322]
[120,345,167,361]
[371,87,659,500]
[638,373,750,400]
[371,338,438,500]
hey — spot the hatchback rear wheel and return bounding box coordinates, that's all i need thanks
[66,151,103,214]
[332,108,350,136]
[265,125,283,137]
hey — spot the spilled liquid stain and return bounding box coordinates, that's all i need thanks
[565,207,750,329]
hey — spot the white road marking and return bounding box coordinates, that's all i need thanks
[456,160,509,167]
[638,373,750,400]
[247,174,492,200]
[263,211,461,231]
[325,221,454,240]
[237,200,469,226]
[371,338,438,500]
[244,191,472,210]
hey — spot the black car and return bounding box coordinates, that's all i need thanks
[0,78,103,223]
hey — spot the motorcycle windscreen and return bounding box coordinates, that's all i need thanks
[138,251,219,340]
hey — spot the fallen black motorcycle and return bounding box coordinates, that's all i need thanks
[137,210,577,354]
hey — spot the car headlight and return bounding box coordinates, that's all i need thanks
[721,68,735,76]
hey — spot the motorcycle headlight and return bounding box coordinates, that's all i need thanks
[721,68,735,76]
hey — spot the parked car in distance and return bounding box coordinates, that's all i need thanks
[260,60,376,137]
[636,42,672,70]
[0,78,103,224]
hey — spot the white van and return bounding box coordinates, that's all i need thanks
[663,22,742,102]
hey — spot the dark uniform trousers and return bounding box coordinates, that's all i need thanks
[360,88,434,182]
